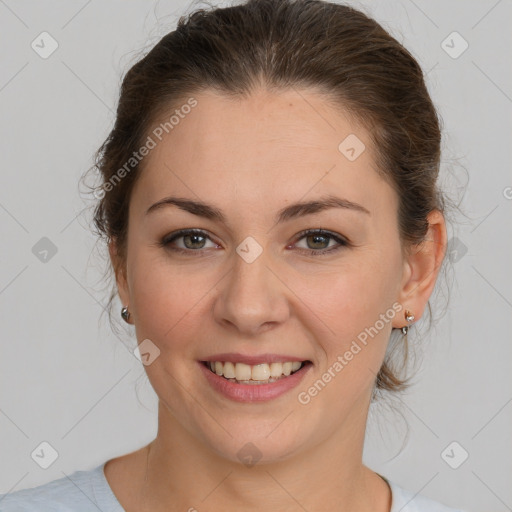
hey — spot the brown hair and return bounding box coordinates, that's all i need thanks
[85,0,448,396]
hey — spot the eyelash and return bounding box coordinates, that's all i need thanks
[158,228,349,257]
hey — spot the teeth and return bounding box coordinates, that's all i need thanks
[235,362,252,381]
[205,360,305,382]
[251,363,271,381]
[223,361,236,378]
[270,362,283,377]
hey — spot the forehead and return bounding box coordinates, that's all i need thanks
[131,88,395,219]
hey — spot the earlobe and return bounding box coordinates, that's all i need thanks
[394,210,447,326]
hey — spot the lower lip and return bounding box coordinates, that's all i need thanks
[198,361,312,403]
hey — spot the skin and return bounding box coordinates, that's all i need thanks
[105,87,447,512]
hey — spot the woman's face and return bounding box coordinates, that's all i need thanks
[114,88,411,464]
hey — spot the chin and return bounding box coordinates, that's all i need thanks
[195,416,313,468]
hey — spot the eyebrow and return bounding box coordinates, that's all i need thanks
[145,194,370,223]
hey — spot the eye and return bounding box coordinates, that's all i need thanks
[159,229,219,254]
[291,229,349,256]
[159,228,349,256]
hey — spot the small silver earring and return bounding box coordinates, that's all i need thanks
[401,310,415,335]
[121,306,131,323]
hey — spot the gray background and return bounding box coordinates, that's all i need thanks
[1,1,511,511]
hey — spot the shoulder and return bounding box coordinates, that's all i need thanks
[0,463,124,512]
[388,479,466,512]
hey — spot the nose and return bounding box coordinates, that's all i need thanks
[213,246,290,336]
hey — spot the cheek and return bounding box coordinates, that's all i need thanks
[302,249,401,367]
[128,253,218,347]
[313,260,398,324]
[128,235,402,362]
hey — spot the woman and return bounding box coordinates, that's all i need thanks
[0,0,466,510]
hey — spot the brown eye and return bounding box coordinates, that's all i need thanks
[293,229,348,256]
[160,229,218,253]
[182,233,207,249]
[305,233,331,250]
[160,228,348,257]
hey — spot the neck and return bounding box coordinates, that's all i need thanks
[136,399,391,512]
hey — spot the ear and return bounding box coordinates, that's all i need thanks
[393,209,447,328]
[108,238,130,308]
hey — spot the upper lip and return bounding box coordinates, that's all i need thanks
[200,353,310,366]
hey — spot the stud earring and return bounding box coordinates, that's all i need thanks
[401,310,415,335]
[121,306,131,323]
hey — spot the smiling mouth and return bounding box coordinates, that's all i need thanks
[201,360,311,385]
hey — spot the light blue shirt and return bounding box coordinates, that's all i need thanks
[0,462,465,511]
